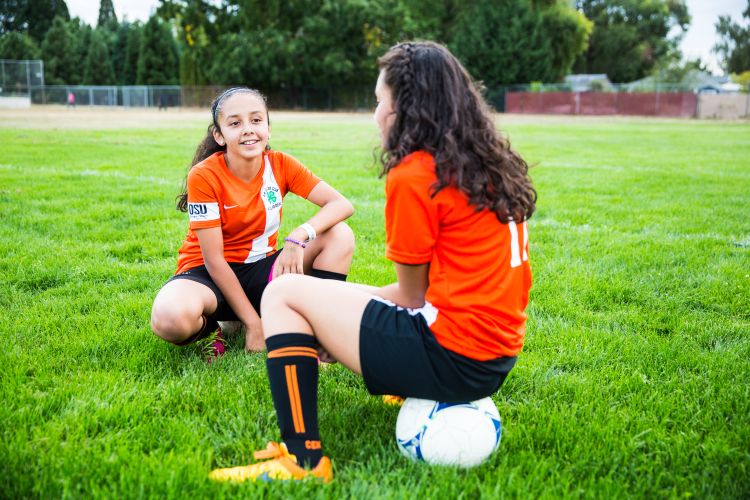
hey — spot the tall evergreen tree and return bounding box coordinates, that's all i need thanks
[69,18,92,84]
[0,30,41,59]
[136,15,178,85]
[97,0,117,30]
[111,21,130,84]
[40,15,76,84]
[83,29,115,84]
[123,22,142,85]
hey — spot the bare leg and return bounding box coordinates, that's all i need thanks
[151,279,218,344]
[261,274,377,373]
[301,222,355,274]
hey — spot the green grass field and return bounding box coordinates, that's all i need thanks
[1,109,748,498]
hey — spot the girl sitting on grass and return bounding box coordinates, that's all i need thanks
[209,41,536,483]
[150,87,354,360]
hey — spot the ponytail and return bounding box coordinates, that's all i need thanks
[176,125,226,212]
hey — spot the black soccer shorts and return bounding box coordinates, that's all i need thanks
[359,298,516,403]
[166,251,281,320]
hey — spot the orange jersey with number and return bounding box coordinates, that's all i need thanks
[175,151,320,275]
[385,151,531,360]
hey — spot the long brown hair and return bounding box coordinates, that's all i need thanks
[378,41,536,223]
[176,87,270,212]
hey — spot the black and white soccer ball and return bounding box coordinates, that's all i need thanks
[395,397,502,468]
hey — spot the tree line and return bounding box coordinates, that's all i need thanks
[0,0,748,89]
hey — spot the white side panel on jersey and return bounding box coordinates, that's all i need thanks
[509,221,522,268]
[371,296,439,327]
[245,156,282,263]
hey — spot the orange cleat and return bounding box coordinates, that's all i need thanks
[209,442,332,483]
[382,395,405,406]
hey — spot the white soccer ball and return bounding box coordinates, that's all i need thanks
[395,397,502,468]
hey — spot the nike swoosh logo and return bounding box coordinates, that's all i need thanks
[224,204,239,209]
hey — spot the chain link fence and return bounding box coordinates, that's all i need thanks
[180,85,374,110]
[30,85,182,107]
[0,59,44,96]
[15,81,747,118]
[26,85,374,110]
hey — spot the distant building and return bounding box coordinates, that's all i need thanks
[624,70,739,94]
[564,74,613,92]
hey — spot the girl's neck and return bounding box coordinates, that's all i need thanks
[224,151,263,183]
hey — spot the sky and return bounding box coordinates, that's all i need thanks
[66,0,748,75]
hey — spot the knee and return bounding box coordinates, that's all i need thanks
[261,274,305,315]
[326,221,355,256]
[150,306,191,343]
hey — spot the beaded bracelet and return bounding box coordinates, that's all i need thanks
[284,237,306,248]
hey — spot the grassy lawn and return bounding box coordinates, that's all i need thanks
[0,110,748,498]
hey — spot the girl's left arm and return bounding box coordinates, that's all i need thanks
[294,181,354,239]
[273,182,353,277]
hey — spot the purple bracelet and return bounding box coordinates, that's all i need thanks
[284,237,306,248]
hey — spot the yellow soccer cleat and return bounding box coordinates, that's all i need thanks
[209,442,333,484]
[382,395,405,406]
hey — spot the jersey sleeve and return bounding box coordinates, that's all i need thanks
[278,152,321,198]
[385,164,438,264]
[186,168,221,230]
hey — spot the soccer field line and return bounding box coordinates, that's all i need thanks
[0,163,177,186]
[78,169,176,186]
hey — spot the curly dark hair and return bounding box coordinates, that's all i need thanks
[378,41,536,223]
[176,87,270,212]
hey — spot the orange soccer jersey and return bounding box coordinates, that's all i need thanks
[175,151,320,275]
[385,151,532,360]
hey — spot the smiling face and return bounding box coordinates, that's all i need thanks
[212,92,270,166]
[374,69,396,146]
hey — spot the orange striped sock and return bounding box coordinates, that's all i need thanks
[265,333,323,468]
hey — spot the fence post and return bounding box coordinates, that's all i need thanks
[745,93,750,118]
[695,93,701,118]
[655,83,660,115]
[25,62,30,96]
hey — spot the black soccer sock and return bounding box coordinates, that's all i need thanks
[309,268,348,281]
[265,333,323,468]
[174,315,218,346]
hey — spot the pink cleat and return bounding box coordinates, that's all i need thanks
[197,327,226,363]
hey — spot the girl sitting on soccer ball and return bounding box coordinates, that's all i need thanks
[209,42,536,482]
[150,87,354,360]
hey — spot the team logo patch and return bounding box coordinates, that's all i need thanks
[187,202,220,222]
[261,186,282,210]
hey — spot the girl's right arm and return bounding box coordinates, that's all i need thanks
[195,226,264,351]
[352,263,429,309]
